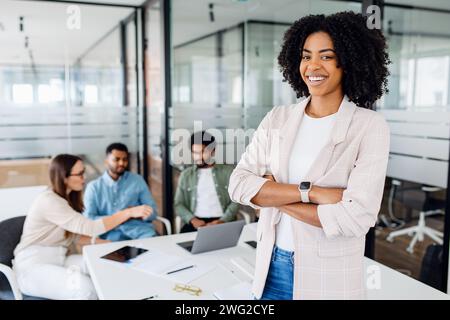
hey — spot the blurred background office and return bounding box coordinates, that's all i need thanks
[1,0,450,295]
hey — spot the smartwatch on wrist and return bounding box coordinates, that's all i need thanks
[299,181,312,203]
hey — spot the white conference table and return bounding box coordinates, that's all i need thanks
[83,223,450,300]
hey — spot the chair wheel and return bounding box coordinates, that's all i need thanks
[407,247,414,254]
[386,237,394,243]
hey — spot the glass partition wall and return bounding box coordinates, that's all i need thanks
[0,0,138,188]
[171,24,244,168]
[170,0,362,167]
[375,4,450,292]
[145,0,165,218]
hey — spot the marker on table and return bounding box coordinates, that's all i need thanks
[166,265,195,275]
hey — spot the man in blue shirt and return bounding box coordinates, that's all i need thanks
[83,143,158,241]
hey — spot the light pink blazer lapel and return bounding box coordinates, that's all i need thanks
[271,95,357,226]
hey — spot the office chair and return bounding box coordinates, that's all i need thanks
[0,216,46,300]
[0,215,171,300]
[174,209,252,234]
[154,216,172,235]
[377,179,406,229]
[386,184,445,254]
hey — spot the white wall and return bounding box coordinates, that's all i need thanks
[0,185,47,221]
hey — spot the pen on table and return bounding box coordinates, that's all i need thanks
[166,265,195,275]
[141,294,158,300]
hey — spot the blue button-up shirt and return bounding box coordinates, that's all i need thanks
[83,171,158,240]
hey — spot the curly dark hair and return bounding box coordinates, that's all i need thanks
[278,11,390,109]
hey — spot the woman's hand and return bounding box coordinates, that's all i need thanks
[309,186,345,205]
[263,174,344,204]
[104,206,152,232]
[125,205,153,220]
[261,174,344,205]
[75,236,111,251]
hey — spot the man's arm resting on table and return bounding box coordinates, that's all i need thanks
[138,177,158,222]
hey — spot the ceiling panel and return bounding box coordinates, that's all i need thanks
[0,0,133,65]
[58,0,144,6]
[386,0,450,11]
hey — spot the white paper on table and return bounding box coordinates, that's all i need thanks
[213,282,253,300]
[163,259,217,284]
[246,222,257,234]
[130,251,217,284]
[131,250,184,275]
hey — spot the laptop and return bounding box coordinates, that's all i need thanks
[177,220,245,254]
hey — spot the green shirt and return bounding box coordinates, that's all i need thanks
[174,164,240,223]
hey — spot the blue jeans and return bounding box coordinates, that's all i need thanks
[260,246,294,300]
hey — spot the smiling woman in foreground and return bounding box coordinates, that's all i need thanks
[228,11,391,300]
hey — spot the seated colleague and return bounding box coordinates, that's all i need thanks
[13,154,151,300]
[83,142,158,241]
[174,131,240,233]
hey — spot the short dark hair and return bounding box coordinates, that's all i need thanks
[106,142,129,155]
[278,11,390,109]
[190,131,216,149]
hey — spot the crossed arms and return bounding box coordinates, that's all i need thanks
[251,175,344,228]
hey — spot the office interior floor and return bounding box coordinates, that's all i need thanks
[375,201,445,281]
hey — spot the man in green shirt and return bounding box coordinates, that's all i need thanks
[174,131,239,233]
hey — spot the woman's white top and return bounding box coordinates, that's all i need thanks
[275,111,337,251]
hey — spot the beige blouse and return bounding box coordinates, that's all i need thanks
[14,189,106,256]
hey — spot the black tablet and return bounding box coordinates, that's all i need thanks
[245,240,257,249]
[100,246,148,263]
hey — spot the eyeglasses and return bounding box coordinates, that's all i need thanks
[68,169,85,177]
[173,284,202,296]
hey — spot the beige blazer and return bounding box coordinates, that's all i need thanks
[228,96,390,299]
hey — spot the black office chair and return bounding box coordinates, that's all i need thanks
[0,216,45,300]
[419,244,444,291]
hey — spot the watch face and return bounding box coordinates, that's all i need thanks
[300,182,311,190]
